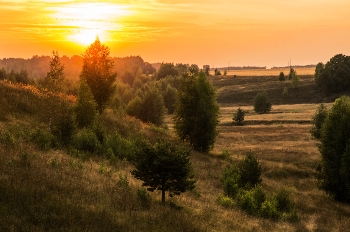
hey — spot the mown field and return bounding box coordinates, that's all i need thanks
[1,73,350,231]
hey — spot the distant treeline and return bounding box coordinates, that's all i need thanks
[212,66,267,71]
[0,55,155,80]
[271,64,316,69]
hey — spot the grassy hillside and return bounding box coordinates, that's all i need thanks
[2,78,350,231]
[210,74,348,106]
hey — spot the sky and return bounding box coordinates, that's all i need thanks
[0,0,350,68]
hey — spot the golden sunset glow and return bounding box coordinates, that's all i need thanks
[0,1,350,67]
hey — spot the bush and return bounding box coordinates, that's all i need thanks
[237,186,266,215]
[260,198,279,219]
[275,188,295,213]
[233,107,245,125]
[279,72,285,81]
[217,194,235,208]
[253,91,272,114]
[30,128,56,150]
[310,104,328,140]
[238,153,262,189]
[72,129,101,154]
[137,188,151,209]
[221,165,241,197]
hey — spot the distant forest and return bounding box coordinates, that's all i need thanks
[0,55,155,81]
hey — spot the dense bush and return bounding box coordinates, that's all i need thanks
[310,104,328,139]
[278,72,285,81]
[253,91,272,114]
[72,129,101,154]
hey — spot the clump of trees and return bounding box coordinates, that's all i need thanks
[131,139,196,202]
[253,91,272,114]
[315,54,350,93]
[219,153,298,221]
[157,63,179,80]
[312,96,350,202]
[289,68,299,88]
[174,72,219,152]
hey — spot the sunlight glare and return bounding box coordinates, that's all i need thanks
[51,2,133,45]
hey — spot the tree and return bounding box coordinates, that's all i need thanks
[174,72,220,152]
[233,107,245,125]
[317,96,350,202]
[253,91,272,114]
[75,81,98,128]
[45,51,64,92]
[131,139,196,202]
[288,68,296,80]
[279,72,285,81]
[157,63,179,80]
[291,69,299,88]
[189,64,199,76]
[315,54,350,93]
[204,66,210,76]
[282,86,288,98]
[310,104,328,140]
[80,37,117,113]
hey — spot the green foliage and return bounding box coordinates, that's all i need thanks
[80,37,117,113]
[126,86,165,125]
[238,153,262,189]
[131,139,196,202]
[237,186,266,215]
[221,153,262,197]
[189,64,199,76]
[317,96,350,202]
[260,198,279,219]
[221,165,241,197]
[0,131,15,146]
[279,72,285,81]
[137,188,151,209]
[72,128,101,154]
[315,54,350,93]
[44,51,65,92]
[310,104,328,139]
[233,107,245,125]
[75,81,98,128]
[217,194,235,208]
[50,104,76,147]
[174,72,219,152]
[157,63,179,80]
[275,188,295,213]
[253,90,272,114]
[290,69,299,88]
[30,128,56,151]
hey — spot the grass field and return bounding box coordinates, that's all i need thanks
[2,76,350,231]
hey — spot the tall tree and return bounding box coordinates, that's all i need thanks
[131,139,196,202]
[75,81,98,128]
[174,72,219,152]
[80,37,117,113]
[45,51,64,92]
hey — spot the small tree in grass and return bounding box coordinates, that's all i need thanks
[254,91,272,114]
[233,107,245,125]
[279,72,285,81]
[131,139,196,202]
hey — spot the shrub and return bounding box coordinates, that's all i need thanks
[233,107,245,125]
[279,72,285,81]
[1,131,15,146]
[253,91,272,114]
[260,198,279,219]
[238,153,262,189]
[310,104,328,140]
[282,86,288,97]
[237,186,266,215]
[221,165,241,197]
[137,188,151,209]
[30,128,56,151]
[72,129,101,154]
[217,194,235,208]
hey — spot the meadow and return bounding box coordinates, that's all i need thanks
[1,72,350,231]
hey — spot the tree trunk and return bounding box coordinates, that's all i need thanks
[162,179,165,202]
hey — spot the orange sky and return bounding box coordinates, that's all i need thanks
[1,0,350,68]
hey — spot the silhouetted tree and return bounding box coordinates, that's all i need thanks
[279,72,285,81]
[45,51,64,92]
[157,63,179,80]
[131,139,196,202]
[80,37,117,113]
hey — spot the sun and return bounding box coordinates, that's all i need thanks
[51,2,133,45]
